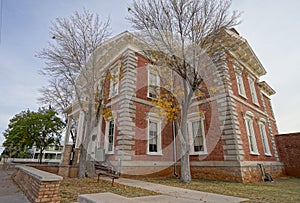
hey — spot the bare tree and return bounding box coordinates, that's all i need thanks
[38,78,73,114]
[37,9,112,178]
[128,0,240,182]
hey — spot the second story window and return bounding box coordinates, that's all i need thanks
[147,65,160,99]
[109,63,120,98]
[234,65,246,98]
[236,73,246,97]
[248,76,259,105]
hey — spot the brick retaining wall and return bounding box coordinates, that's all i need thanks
[13,165,62,203]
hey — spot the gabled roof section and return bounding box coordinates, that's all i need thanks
[220,28,267,77]
[258,81,276,96]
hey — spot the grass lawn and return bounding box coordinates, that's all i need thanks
[59,177,157,203]
[59,176,300,203]
[143,177,300,203]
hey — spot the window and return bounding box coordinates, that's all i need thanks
[147,119,162,155]
[147,66,160,98]
[236,72,246,97]
[109,64,120,98]
[248,76,259,105]
[105,120,115,154]
[188,118,207,154]
[244,112,259,154]
[258,120,271,156]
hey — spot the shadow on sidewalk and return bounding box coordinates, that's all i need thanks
[0,164,29,203]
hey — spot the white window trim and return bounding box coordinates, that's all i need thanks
[258,119,272,156]
[236,72,247,98]
[244,111,259,155]
[247,75,259,106]
[104,119,115,154]
[188,116,207,155]
[109,62,121,99]
[147,64,160,99]
[147,117,162,155]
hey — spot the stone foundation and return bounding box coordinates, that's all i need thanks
[191,161,285,182]
[121,165,178,178]
[119,161,285,182]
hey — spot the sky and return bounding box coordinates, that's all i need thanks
[0,0,300,153]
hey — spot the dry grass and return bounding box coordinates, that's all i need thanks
[59,177,157,203]
[143,177,300,203]
[59,176,300,203]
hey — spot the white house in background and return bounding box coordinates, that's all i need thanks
[30,144,64,161]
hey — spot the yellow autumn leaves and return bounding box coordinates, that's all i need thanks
[151,94,180,121]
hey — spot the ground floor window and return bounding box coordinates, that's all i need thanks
[105,120,115,154]
[147,118,162,155]
[244,112,259,155]
[258,120,271,156]
[188,117,207,155]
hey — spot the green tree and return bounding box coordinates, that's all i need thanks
[2,108,65,163]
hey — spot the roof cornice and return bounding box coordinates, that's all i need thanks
[221,29,267,77]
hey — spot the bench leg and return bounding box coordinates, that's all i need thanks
[112,178,115,187]
[97,174,100,182]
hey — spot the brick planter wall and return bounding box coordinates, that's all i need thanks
[13,165,63,203]
[276,133,300,177]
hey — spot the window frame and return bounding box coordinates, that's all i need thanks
[188,116,207,155]
[258,119,272,156]
[248,75,259,105]
[104,119,115,154]
[147,117,162,155]
[244,112,259,155]
[147,65,160,99]
[236,72,247,98]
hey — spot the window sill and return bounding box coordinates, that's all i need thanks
[105,151,114,155]
[147,152,163,156]
[108,94,118,100]
[250,152,259,156]
[264,153,272,157]
[147,95,158,100]
[238,93,247,100]
[190,152,207,156]
[253,101,260,107]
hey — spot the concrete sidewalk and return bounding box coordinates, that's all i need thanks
[79,177,249,203]
[0,165,29,203]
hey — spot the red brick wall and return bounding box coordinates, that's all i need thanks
[227,55,264,110]
[235,102,276,162]
[276,133,300,177]
[226,55,278,162]
[13,166,61,203]
[132,101,176,162]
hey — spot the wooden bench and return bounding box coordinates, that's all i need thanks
[94,162,119,186]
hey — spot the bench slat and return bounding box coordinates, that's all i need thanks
[94,163,119,186]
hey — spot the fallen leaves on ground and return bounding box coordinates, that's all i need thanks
[59,177,157,203]
[143,177,300,203]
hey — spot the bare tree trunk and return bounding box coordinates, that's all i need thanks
[78,144,87,178]
[179,98,192,183]
[78,102,94,178]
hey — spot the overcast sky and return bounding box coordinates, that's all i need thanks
[0,0,299,152]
